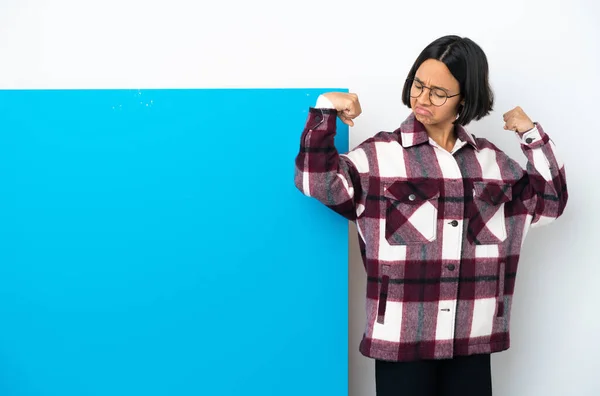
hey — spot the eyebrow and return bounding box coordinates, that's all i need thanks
[414,77,450,93]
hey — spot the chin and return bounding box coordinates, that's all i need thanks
[414,112,435,125]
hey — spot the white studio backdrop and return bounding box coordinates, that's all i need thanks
[1,0,598,395]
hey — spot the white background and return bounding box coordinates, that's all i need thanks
[1,0,598,395]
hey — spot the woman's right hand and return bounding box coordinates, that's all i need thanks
[323,92,362,127]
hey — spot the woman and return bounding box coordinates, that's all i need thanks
[294,35,568,396]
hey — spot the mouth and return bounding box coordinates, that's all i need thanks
[415,106,432,116]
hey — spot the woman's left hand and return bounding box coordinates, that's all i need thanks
[503,106,535,134]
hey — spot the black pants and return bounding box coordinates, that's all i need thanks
[375,353,493,396]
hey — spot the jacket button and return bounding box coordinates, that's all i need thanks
[450,220,458,227]
[408,194,416,201]
[447,264,456,271]
[526,137,534,143]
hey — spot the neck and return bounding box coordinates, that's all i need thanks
[424,121,456,152]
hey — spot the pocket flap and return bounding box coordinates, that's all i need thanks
[473,181,512,205]
[384,180,440,203]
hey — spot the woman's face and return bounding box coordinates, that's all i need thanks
[410,59,463,126]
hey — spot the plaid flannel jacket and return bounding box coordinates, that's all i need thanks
[294,106,568,362]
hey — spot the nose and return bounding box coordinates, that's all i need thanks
[417,87,432,106]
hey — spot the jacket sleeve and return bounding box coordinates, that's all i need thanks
[294,107,369,221]
[516,123,568,228]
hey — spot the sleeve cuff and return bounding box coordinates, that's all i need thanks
[306,107,338,131]
[517,123,547,147]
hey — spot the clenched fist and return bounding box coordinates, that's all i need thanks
[323,92,362,127]
[503,106,535,134]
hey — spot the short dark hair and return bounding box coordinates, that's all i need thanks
[401,35,494,126]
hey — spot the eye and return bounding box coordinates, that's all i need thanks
[432,89,447,98]
[414,80,423,88]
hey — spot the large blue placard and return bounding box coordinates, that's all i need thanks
[0,89,349,396]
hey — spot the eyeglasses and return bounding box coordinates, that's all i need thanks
[407,78,460,107]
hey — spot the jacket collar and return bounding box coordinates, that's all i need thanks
[394,112,479,151]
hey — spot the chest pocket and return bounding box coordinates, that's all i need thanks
[383,180,440,245]
[467,181,513,245]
